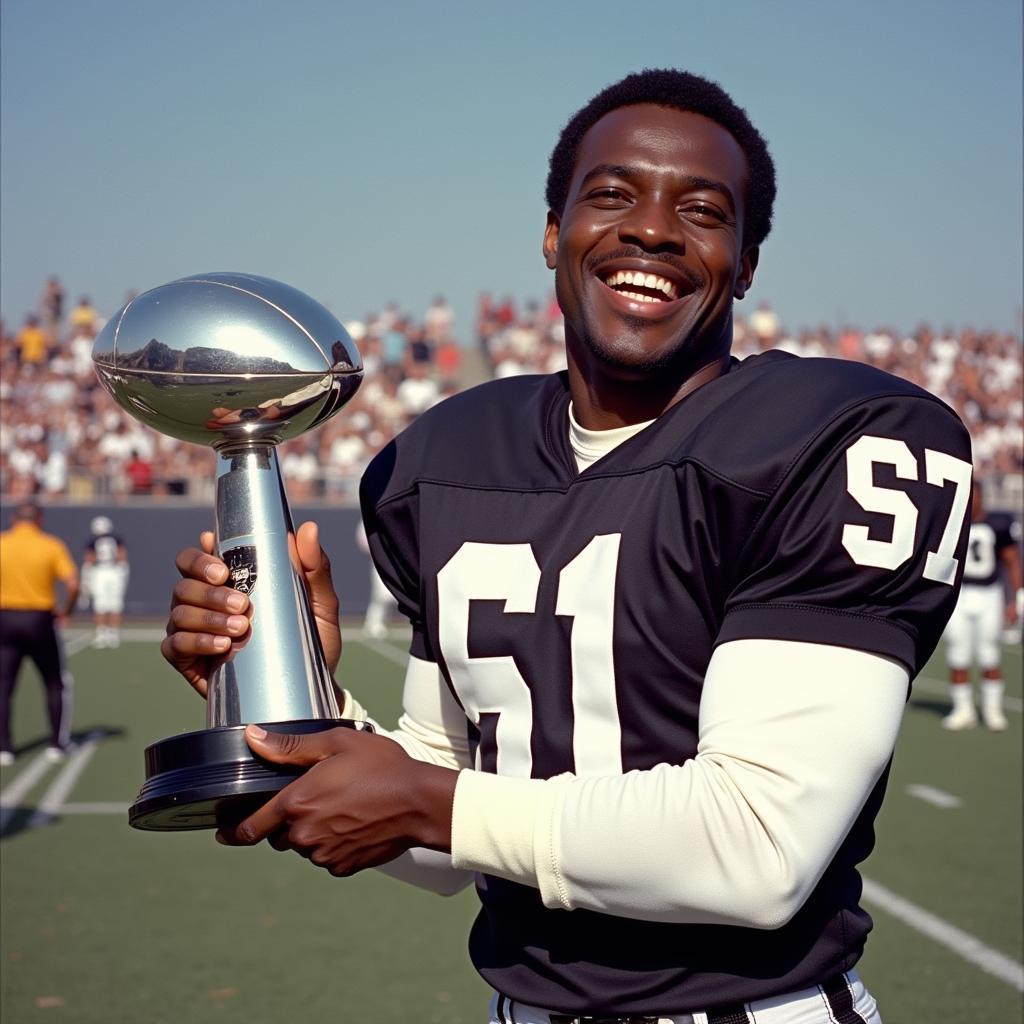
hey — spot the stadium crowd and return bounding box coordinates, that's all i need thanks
[1,276,1021,504]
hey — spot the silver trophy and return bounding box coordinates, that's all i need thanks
[92,273,366,831]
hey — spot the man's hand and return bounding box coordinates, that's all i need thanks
[216,726,458,877]
[160,521,342,698]
[57,571,80,626]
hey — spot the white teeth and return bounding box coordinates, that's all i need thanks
[603,269,679,300]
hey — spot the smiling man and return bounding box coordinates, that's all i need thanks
[545,103,756,423]
[164,70,973,1023]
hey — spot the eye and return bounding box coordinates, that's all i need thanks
[682,202,728,224]
[585,187,630,206]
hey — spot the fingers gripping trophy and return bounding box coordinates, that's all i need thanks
[92,273,366,831]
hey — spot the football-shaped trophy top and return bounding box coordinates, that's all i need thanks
[92,273,363,447]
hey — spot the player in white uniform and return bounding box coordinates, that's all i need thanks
[355,520,397,639]
[943,482,1022,731]
[83,516,129,649]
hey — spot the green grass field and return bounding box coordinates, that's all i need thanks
[1,626,1021,1023]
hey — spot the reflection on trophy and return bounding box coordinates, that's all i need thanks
[92,273,366,831]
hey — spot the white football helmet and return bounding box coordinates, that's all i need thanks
[90,515,113,536]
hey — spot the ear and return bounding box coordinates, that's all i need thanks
[543,211,560,270]
[733,246,759,300]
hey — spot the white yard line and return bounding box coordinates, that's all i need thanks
[915,676,1023,713]
[26,732,104,828]
[861,877,1024,991]
[0,751,54,833]
[111,628,168,642]
[60,802,131,814]
[65,627,169,646]
[64,632,98,656]
[0,638,97,832]
[353,635,410,668]
[905,784,962,808]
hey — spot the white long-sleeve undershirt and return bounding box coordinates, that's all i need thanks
[340,655,476,896]
[345,639,907,925]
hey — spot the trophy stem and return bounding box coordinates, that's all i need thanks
[128,444,362,832]
[207,443,340,728]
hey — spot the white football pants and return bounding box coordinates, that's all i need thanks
[945,583,1004,670]
[90,565,128,615]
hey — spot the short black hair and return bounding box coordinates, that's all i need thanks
[14,501,41,522]
[546,68,776,249]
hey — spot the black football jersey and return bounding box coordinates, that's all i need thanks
[360,351,972,1012]
[86,533,123,567]
[961,512,1020,588]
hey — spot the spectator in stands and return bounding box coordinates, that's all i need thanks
[396,359,440,418]
[379,310,409,366]
[327,419,369,481]
[125,450,154,495]
[837,326,862,360]
[405,326,432,368]
[424,295,454,344]
[495,295,516,326]
[16,315,48,366]
[1,274,1021,510]
[355,328,381,378]
[476,292,498,358]
[38,446,68,496]
[69,296,99,336]
[68,323,96,379]
[749,301,780,347]
[40,276,64,341]
[434,335,462,389]
[281,439,320,500]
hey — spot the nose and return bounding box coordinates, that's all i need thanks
[617,196,685,254]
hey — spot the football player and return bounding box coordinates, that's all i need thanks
[356,519,397,639]
[162,70,972,1023]
[942,481,1022,731]
[83,516,129,649]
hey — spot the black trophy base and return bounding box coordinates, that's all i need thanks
[128,718,368,832]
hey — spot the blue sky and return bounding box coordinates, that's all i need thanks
[2,0,1021,341]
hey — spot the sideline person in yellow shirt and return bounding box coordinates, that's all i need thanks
[0,502,79,766]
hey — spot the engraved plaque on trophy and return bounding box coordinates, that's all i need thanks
[92,273,366,831]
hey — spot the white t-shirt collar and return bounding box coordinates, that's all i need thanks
[568,404,655,471]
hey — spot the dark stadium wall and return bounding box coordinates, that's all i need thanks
[40,505,370,618]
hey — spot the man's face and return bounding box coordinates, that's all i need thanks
[544,104,758,380]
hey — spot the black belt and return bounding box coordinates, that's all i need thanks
[499,972,867,1024]
[550,1017,663,1024]
[700,973,867,1024]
